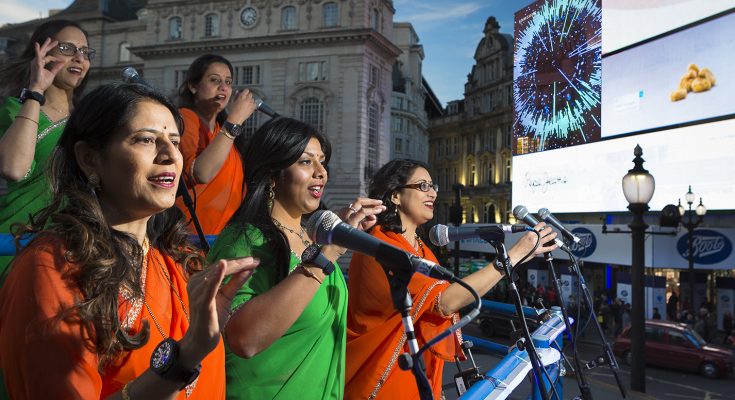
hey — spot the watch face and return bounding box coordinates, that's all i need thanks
[151,340,173,370]
[302,244,319,262]
[240,7,258,27]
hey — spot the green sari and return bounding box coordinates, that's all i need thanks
[207,223,347,400]
[0,98,67,277]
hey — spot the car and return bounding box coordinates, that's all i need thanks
[613,319,734,378]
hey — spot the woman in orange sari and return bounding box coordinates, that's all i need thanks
[0,83,258,399]
[176,54,257,234]
[346,159,557,399]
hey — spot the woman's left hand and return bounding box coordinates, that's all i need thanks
[507,222,559,266]
[337,198,386,231]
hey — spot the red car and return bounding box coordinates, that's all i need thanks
[613,319,734,378]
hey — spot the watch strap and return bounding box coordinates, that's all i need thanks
[311,251,335,275]
[222,121,242,138]
[18,88,45,106]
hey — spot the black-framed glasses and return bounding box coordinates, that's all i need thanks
[399,182,439,193]
[56,42,96,61]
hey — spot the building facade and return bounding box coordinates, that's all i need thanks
[0,0,437,208]
[428,17,514,225]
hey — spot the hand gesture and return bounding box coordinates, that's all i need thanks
[29,38,65,93]
[227,89,258,124]
[181,257,259,361]
[337,198,386,231]
[507,222,559,266]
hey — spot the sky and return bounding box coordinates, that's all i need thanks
[1,0,537,107]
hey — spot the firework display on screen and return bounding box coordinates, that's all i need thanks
[513,0,602,155]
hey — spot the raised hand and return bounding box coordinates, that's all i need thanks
[227,89,258,124]
[507,222,558,265]
[337,198,386,232]
[29,38,65,93]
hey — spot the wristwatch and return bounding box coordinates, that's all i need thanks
[301,243,334,275]
[18,88,45,106]
[221,120,243,138]
[150,338,201,390]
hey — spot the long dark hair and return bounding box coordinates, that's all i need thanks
[13,83,201,370]
[0,20,90,101]
[230,116,331,280]
[178,54,234,110]
[368,158,431,233]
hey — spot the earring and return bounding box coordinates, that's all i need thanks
[267,185,275,213]
[88,173,100,193]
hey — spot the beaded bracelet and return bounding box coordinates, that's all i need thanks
[15,115,38,125]
[293,264,323,284]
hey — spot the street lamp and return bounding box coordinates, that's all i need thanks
[678,186,707,314]
[622,144,655,393]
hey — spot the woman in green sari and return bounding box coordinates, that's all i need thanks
[207,117,385,399]
[0,20,92,275]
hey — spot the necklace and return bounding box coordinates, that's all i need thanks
[272,217,311,248]
[402,232,425,257]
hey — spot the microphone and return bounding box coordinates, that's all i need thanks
[253,95,279,118]
[121,67,150,87]
[512,205,570,252]
[537,208,581,243]
[428,223,529,247]
[306,210,456,280]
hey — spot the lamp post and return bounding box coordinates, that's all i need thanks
[622,145,655,393]
[451,183,465,276]
[678,186,707,314]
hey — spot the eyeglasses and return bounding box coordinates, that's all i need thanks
[399,182,439,193]
[55,42,96,61]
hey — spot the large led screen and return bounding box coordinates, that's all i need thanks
[512,0,735,213]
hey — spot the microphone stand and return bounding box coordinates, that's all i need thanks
[494,241,550,400]
[376,244,433,400]
[563,250,627,398]
[177,179,209,252]
[544,251,593,400]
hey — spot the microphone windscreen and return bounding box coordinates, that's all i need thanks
[428,225,449,247]
[513,205,529,219]
[121,67,138,83]
[306,210,340,245]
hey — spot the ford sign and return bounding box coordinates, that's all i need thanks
[621,290,629,297]
[677,230,732,264]
[570,227,596,258]
[721,295,730,303]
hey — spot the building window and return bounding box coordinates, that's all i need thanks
[366,102,379,177]
[371,9,380,31]
[505,159,511,183]
[174,69,188,89]
[299,61,327,81]
[395,138,402,153]
[205,13,220,37]
[300,97,324,133]
[169,17,183,40]
[323,2,338,27]
[243,112,259,139]
[470,164,476,187]
[369,65,380,87]
[453,137,459,155]
[281,6,297,30]
[119,42,130,62]
[235,65,261,85]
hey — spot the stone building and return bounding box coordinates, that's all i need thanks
[428,17,514,225]
[0,0,437,207]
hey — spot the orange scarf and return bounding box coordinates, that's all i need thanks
[345,226,463,400]
[176,108,245,235]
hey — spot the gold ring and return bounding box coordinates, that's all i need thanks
[348,203,358,214]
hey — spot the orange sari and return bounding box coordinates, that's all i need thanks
[0,237,225,399]
[346,226,463,400]
[176,108,245,235]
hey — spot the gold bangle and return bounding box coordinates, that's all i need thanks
[293,264,323,284]
[122,382,132,400]
[219,128,236,140]
[15,115,38,125]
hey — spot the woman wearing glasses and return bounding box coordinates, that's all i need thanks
[345,159,557,399]
[0,20,93,277]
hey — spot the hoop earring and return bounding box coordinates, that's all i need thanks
[88,173,101,194]
[267,185,275,213]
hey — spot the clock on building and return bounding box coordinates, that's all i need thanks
[240,7,259,28]
[513,0,601,155]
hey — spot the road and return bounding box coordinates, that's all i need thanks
[440,322,735,400]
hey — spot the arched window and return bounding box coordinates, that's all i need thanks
[281,6,297,30]
[371,9,380,31]
[323,3,338,27]
[205,13,220,37]
[300,97,324,133]
[118,42,130,62]
[169,17,183,40]
[485,203,497,223]
[505,159,512,183]
[366,102,379,178]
